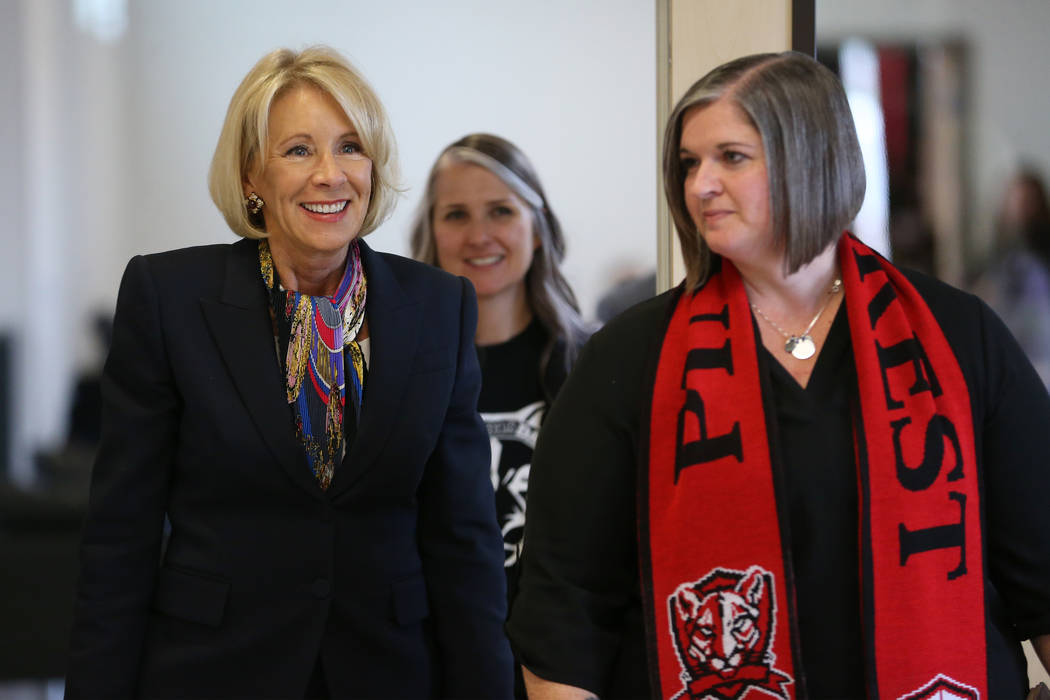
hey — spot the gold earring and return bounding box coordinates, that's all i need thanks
[245,192,265,215]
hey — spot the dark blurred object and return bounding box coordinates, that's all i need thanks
[819,40,969,283]
[0,314,109,680]
[595,271,656,324]
[33,310,112,497]
[996,168,1050,264]
[0,333,10,479]
[66,313,112,446]
[1029,681,1050,700]
[0,481,85,679]
[971,168,1050,388]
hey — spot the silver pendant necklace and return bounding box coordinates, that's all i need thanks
[750,278,842,360]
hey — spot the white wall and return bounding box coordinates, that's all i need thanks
[0,1,24,476]
[1,0,133,482]
[818,0,1050,259]
[15,0,79,483]
[1,0,657,473]
[0,2,23,331]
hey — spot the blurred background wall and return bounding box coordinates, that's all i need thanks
[819,0,1050,275]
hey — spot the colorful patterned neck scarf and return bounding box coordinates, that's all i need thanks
[259,239,367,490]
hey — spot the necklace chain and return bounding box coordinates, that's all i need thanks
[750,278,842,359]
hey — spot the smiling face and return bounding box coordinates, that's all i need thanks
[244,83,372,265]
[431,162,539,305]
[680,98,777,269]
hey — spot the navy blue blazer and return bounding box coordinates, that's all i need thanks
[66,237,513,698]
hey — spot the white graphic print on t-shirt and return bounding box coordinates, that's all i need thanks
[481,400,545,567]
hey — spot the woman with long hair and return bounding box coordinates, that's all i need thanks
[410,131,588,609]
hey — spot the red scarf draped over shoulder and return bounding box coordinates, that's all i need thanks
[642,234,986,700]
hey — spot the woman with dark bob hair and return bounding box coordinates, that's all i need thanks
[507,51,1050,699]
[66,46,512,698]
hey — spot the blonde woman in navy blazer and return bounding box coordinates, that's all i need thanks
[66,46,513,699]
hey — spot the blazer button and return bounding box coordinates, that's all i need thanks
[311,578,331,599]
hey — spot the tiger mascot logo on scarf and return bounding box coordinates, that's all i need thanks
[668,565,792,700]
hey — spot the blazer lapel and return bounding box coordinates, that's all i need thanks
[329,240,422,497]
[200,239,322,499]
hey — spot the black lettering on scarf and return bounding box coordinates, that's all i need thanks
[899,492,968,580]
[891,414,964,491]
[853,248,885,281]
[675,305,743,483]
[876,335,943,409]
[867,282,898,330]
[857,262,970,581]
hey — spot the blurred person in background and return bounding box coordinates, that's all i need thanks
[594,268,656,324]
[410,132,589,697]
[972,167,1050,388]
[507,51,1050,699]
[66,46,512,699]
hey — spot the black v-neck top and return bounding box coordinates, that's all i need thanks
[762,307,865,697]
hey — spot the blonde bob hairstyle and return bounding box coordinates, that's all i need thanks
[663,51,866,290]
[209,45,400,239]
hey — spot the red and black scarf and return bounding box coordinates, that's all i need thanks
[642,234,986,699]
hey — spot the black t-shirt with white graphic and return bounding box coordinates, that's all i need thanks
[476,320,569,604]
